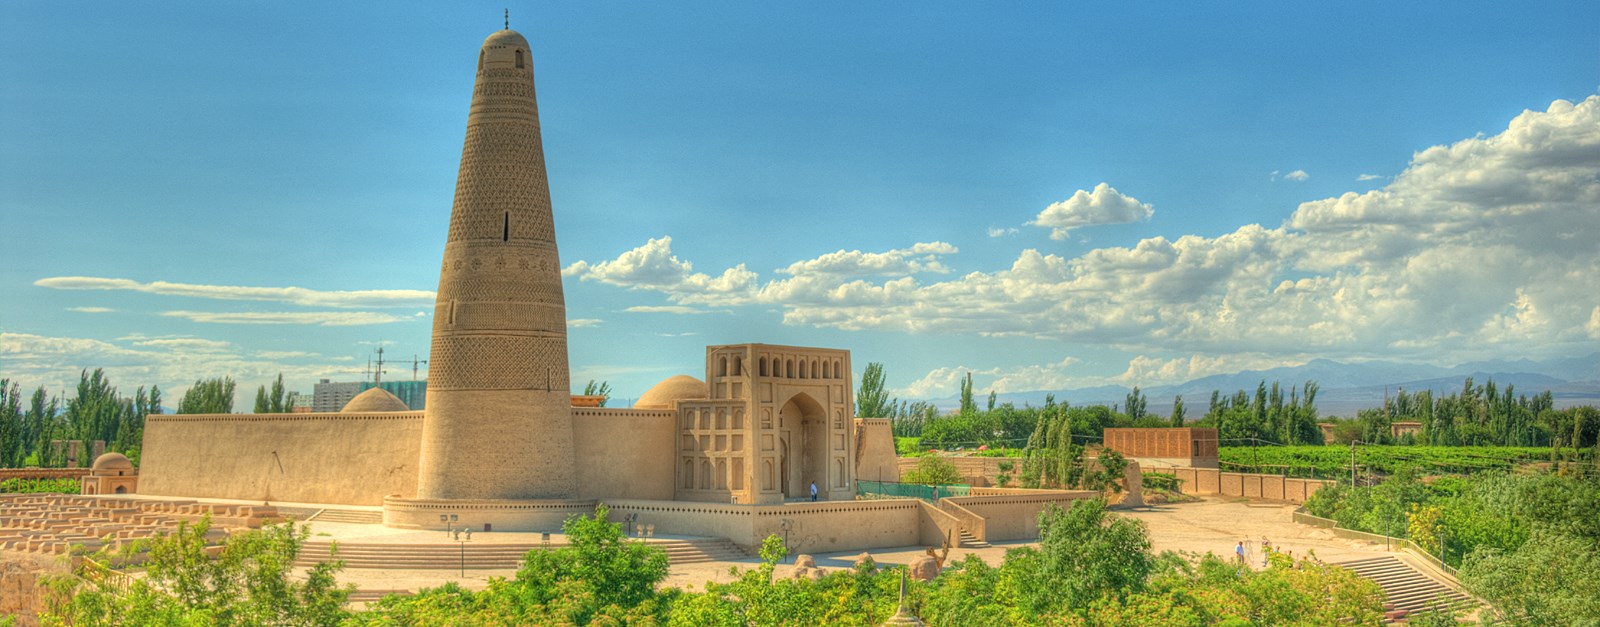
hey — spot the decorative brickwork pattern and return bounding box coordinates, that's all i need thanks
[418,28,577,500]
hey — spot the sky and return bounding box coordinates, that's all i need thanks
[2,2,1598,407]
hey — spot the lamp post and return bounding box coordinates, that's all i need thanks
[441,513,458,537]
[452,528,473,578]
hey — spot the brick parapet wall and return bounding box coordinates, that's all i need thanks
[0,468,91,481]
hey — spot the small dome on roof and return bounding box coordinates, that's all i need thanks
[342,387,410,413]
[634,375,707,409]
[92,452,133,472]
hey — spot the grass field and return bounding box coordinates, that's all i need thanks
[1218,445,1555,479]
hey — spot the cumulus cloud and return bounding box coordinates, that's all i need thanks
[563,237,758,302]
[1117,354,1304,387]
[1284,169,1310,181]
[896,357,1084,398]
[34,277,434,308]
[566,97,1600,365]
[778,242,957,276]
[160,310,420,326]
[1029,183,1154,239]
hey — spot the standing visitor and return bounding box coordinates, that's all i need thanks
[1235,540,1246,565]
[809,481,818,502]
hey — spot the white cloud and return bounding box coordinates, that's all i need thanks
[161,310,419,326]
[987,226,1019,238]
[625,305,713,315]
[1117,354,1304,387]
[34,277,434,308]
[567,318,603,328]
[0,332,369,407]
[563,237,758,300]
[1357,173,1383,181]
[1029,183,1154,239]
[896,357,1085,398]
[67,306,115,313]
[131,337,232,352]
[1284,169,1310,182]
[778,242,957,277]
[256,350,321,359]
[1585,306,1600,340]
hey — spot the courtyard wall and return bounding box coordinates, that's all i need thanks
[139,412,424,505]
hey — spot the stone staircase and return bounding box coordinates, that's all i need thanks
[296,537,747,570]
[306,508,383,525]
[956,529,991,549]
[1333,556,1475,623]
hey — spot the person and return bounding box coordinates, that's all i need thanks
[1261,537,1272,566]
[809,481,818,502]
[1235,540,1246,565]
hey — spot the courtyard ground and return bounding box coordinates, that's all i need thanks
[308,496,1406,596]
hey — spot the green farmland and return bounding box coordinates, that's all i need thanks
[1218,445,1555,479]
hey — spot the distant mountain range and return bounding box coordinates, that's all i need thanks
[922,353,1600,418]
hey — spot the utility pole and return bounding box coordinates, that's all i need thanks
[1350,440,1358,487]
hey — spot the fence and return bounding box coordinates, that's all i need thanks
[856,480,971,503]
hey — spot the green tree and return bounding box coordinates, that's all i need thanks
[178,377,236,414]
[958,372,976,415]
[901,456,962,486]
[0,380,21,467]
[1170,395,1185,428]
[582,379,612,407]
[44,518,350,625]
[1001,499,1152,615]
[855,362,894,418]
[1125,386,1147,422]
[252,374,293,414]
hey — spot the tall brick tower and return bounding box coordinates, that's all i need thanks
[416,26,576,500]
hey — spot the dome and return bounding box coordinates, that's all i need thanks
[92,452,134,472]
[482,28,529,50]
[342,387,410,413]
[634,375,706,409]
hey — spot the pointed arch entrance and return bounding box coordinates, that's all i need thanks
[777,392,829,500]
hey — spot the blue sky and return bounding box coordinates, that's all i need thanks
[3,2,1598,406]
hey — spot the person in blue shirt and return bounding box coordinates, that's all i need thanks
[810,481,818,502]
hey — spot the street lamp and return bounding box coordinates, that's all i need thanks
[452,528,473,578]
[441,513,458,537]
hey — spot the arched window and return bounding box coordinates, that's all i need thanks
[811,360,820,379]
[835,360,843,379]
[822,361,831,379]
[683,460,694,489]
[716,459,728,489]
[733,356,743,376]
[515,49,525,68]
[478,51,485,71]
[718,357,728,377]
[759,358,768,377]
[763,460,774,490]
[701,460,713,490]
[786,359,795,378]
[835,459,846,488]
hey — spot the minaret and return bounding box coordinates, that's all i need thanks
[416,26,576,500]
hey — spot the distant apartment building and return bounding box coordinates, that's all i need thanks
[311,379,427,412]
[312,380,364,413]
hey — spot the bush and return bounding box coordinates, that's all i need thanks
[900,456,962,486]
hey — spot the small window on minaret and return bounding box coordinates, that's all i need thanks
[516,50,524,68]
[478,51,485,71]
[503,212,509,242]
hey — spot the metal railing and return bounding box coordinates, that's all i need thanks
[856,480,971,503]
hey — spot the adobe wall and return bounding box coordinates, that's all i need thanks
[571,408,676,501]
[1103,428,1219,468]
[139,412,424,506]
[1151,467,1333,504]
[605,499,924,553]
[946,490,1099,541]
[853,419,900,483]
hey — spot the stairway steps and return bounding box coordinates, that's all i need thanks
[956,529,991,549]
[1332,556,1478,623]
[306,509,383,525]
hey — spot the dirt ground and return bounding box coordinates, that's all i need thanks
[319,496,1400,596]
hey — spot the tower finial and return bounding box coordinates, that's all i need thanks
[504,9,509,30]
